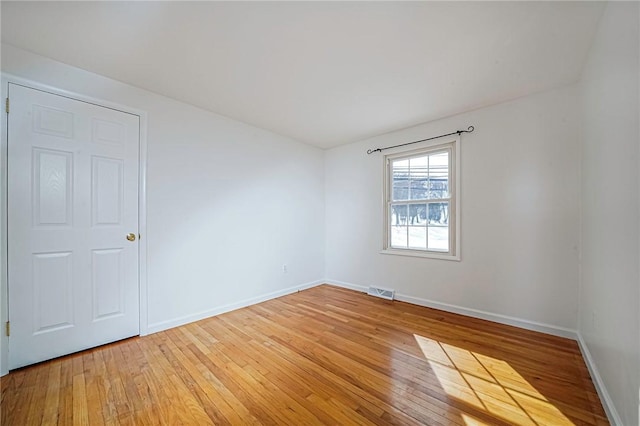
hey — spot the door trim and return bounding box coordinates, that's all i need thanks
[1,74,149,375]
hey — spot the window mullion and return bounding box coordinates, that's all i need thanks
[405,221,409,250]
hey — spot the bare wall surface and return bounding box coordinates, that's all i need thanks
[578,2,640,425]
[325,85,581,331]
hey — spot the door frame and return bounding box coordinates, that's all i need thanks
[0,74,149,375]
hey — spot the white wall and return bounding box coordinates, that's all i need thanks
[578,2,640,425]
[1,44,325,373]
[325,85,581,332]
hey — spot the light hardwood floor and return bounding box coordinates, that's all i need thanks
[1,285,607,425]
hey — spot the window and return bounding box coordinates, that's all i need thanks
[382,138,460,260]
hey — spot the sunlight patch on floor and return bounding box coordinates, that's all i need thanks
[413,334,575,426]
[460,413,493,426]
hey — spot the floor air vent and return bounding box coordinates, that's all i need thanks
[367,286,395,300]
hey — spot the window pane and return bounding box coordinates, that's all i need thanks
[409,155,428,169]
[391,226,408,248]
[409,156,428,200]
[428,180,448,199]
[428,152,449,198]
[408,204,426,226]
[428,226,449,251]
[429,152,448,167]
[408,226,427,250]
[392,159,409,201]
[427,202,449,225]
[391,204,407,226]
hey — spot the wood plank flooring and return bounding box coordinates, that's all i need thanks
[1,285,608,425]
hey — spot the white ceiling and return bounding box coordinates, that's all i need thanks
[2,1,605,149]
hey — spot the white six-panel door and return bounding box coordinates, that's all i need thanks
[8,83,140,369]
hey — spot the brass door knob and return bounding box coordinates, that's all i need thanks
[126,233,136,242]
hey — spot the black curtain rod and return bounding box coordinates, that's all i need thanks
[366,126,475,155]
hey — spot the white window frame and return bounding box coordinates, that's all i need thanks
[381,136,461,261]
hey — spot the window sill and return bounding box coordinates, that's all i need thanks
[380,248,460,261]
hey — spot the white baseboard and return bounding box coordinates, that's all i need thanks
[146,279,324,335]
[395,293,577,339]
[576,333,623,426]
[325,279,576,339]
[324,279,368,293]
